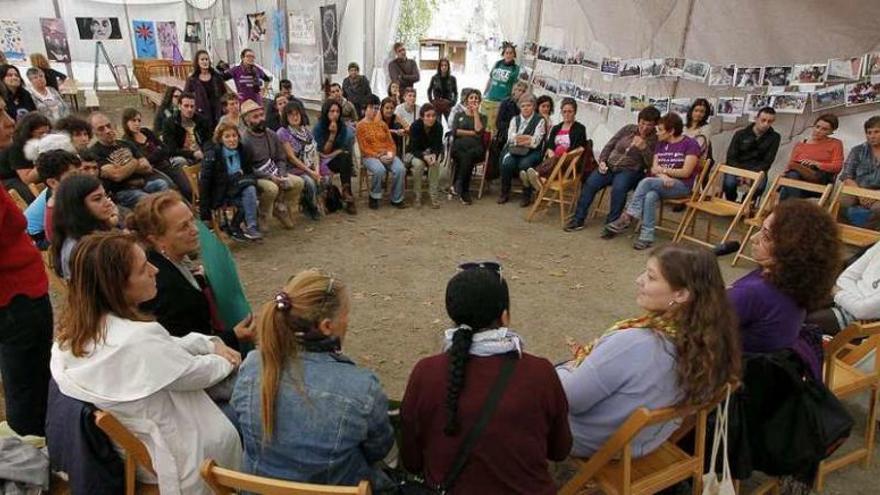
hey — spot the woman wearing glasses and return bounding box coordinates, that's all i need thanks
[232,269,395,490]
[400,263,572,494]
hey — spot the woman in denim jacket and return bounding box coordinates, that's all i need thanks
[232,269,395,491]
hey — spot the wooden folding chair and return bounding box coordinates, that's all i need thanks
[6,188,28,211]
[814,321,880,490]
[674,165,765,248]
[93,411,159,495]
[200,459,372,495]
[656,159,712,237]
[558,393,720,495]
[182,162,201,206]
[526,148,585,226]
[731,175,833,266]
[827,184,880,248]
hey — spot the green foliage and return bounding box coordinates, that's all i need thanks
[396,0,438,46]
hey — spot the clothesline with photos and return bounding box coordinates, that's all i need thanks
[521,40,880,119]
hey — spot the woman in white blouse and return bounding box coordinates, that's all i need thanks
[51,231,242,495]
[808,241,880,335]
[26,67,69,123]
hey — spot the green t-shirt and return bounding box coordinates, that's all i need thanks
[485,60,521,102]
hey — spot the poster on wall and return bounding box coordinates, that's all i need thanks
[184,22,201,43]
[272,10,285,75]
[132,20,157,58]
[0,20,25,61]
[811,84,846,111]
[40,18,70,63]
[287,53,322,100]
[75,17,122,40]
[156,22,179,60]
[825,57,863,83]
[247,12,267,42]
[320,4,339,74]
[288,11,315,45]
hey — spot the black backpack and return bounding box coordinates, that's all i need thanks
[324,184,344,213]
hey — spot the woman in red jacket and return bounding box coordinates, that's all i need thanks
[0,96,53,436]
[400,263,571,494]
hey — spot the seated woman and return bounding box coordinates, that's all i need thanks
[401,264,572,494]
[0,64,37,120]
[128,190,255,350]
[200,122,262,242]
[277,102,324,220]
[153,86,181,133]
[27,67,70,123]
[604,112,700,250]
[50,174,118,279]
[216,92,242,131]
[808,241,880,335]
[536,95,555,136]
[51,232,242,495]
[523,97,587,197]
[566,106,659,232]
[450,90,488,205]
[394,87,418,130]
[387,81,402,106]
[357,95,407,210]
[558,244,739,457]
[232,269,395,489]
[729,199,841,378]
[408,103,445,208]
[683,98,714,160]
[497,93,545,207]
[779,113,844,200]
[0,112,52,204]
[313,100,357,214]
[120,108,193,202]
[380,96,407,157]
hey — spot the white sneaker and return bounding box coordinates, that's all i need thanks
[527,168,543,191]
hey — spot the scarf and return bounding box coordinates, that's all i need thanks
[442,326,524,357]
[569,313,677,367]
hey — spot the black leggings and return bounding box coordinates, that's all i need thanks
[326,152,354,189]
[452,142,485,195]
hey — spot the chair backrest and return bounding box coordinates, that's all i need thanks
[200,459,372,495]
[828,184,880,246]
[94,410,156,476]
[545,147,585,186]
[689,158,712,199]
[824,320,880,386]
[752,174,834,221]
[7,189,28,211]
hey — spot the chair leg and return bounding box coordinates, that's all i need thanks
[732,226,756,267]
[864,384,879,467]
[526,185,547,222]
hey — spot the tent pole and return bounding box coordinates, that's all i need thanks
[121,0,137,64]
[669,0,697,99]
[364,0,376,84]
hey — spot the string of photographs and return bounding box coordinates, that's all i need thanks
[522,41,880,116]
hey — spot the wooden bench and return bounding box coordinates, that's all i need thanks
[83,90,100,110]
[137,88,162,109]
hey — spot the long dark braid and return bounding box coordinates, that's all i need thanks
[444,325,475,435]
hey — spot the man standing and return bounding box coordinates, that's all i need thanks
[222,49,272,105]
[343,62,372,118]
[723,107,780,201]
[89,112,169,208]
[161,92,212,167]
[838,116,880,227]
[356,94,407,210]
[388,42,420,90]
[240,100,304,232]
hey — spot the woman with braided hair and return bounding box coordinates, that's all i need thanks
[231,269,395,491]
[400,263,571,494]
[558,244,740,458]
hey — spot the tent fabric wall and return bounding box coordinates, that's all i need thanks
[533,0,880,182]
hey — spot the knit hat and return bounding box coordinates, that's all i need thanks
[24,132,76,162]
[240,99,262,116]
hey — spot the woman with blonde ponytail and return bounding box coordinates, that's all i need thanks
[231,269,395,490]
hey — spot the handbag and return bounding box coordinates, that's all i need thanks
[391,357,517,494]
[508,144,531,156]
[789,161,824,183]
[703,385,735,495]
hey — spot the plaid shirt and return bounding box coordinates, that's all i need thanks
[842,142,880,189]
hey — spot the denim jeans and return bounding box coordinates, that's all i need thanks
[234,184,259,229]
[363,157,405,202]
[723,172,766,202]
[500,149,543,193]
[0,294,53,436]
[297,173,319,211]
[114,178,170,208]
[625,177,692,242]
[573,168,642,223]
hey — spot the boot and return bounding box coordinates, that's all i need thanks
[274,204,294,230]
[342,185,357,215]
[519,188,533,207]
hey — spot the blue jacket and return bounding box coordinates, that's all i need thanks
[232,351,395,490]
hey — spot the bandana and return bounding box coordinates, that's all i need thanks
[442,326,524,357]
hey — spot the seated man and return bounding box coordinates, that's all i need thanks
[240,99,305,232]
[88,112,170,208]
[161,92,212,167]
[265,79,309,128]
[722,106,780,202]
[565,106,659,231]
[55,115,93,154]
[356,94,406,210]
[837,115,880,227]
[25,148,92,249]
[408,103,444,208]
[328,82,359,126]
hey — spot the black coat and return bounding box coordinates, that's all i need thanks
[198,144,256,220]
[543,121,589,155]
[160,112,213,162]
[140,249,239,349]
[184,70,228,128]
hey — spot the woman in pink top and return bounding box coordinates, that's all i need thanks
[780,113,844,200]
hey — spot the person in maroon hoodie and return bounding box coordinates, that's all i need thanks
[0,96,53,436]
[400,263,571,494]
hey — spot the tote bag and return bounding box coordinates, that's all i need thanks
[703,385,735,495]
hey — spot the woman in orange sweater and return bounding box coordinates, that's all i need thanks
[356,94,406,209]
[780,113,844,200]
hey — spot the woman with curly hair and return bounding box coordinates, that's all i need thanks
[728,199,841,378]
[558,243,740,457]
[401,263,571,494]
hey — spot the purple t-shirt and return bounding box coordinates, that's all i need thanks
[654,136,701,187]
[226,65,268,104]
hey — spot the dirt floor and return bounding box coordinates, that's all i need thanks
[41,92,880,493]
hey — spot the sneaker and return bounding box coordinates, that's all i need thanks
[600,228,616,239]
[242,226,263,241]
[369,197,379,209]
[391,200,407,209]
[230,230,249,243]
[564,218,585,232]
[497,193,510,204]
[605,215,632,234]
[460,192,473,205]
[274,208,295,230]
[633,239,653,250]
[526,168,543,192]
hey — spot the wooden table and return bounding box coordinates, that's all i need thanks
[150,75,185,92]
[60,80,80,112]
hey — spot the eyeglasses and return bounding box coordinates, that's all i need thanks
[458,261,503,281]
